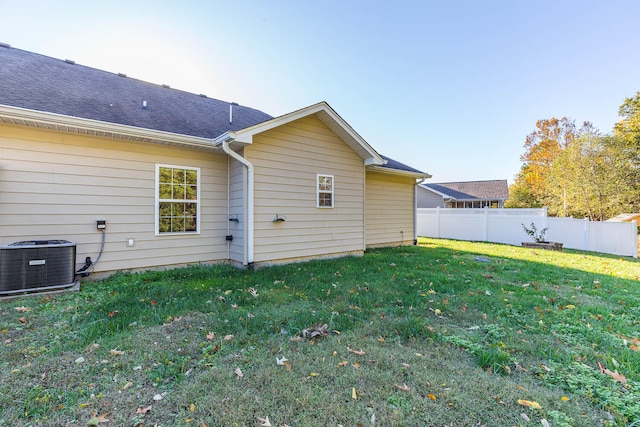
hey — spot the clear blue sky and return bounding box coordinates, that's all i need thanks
[2,0,639,183]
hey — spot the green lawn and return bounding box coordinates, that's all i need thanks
[1,238,638,426]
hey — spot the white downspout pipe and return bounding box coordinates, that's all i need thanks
[221,139,254,266]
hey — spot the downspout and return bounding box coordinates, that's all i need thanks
[414,178,427,245]
[221,139,254,267]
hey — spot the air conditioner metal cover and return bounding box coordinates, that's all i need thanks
[0,240,76,295]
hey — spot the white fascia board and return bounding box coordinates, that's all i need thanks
[0,105,218,150]
[229,101,385,166]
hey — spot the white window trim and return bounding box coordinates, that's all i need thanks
[316,173,334,208]
[155,164,201,235]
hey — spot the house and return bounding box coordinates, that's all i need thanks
[417,180,508,208]
[0,45,430,275]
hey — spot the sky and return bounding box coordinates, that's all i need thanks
[2,0,640,184]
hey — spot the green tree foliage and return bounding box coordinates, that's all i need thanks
[545,134,624,220]
[510,92,640,218]
[508,118,595,210]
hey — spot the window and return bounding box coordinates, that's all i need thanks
[317,174,334,208]
[156,165,200,234]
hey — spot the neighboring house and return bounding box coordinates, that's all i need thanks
[0,45,430,274]
[417,180,509,208]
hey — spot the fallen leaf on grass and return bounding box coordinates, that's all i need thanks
[206,332,215,341]
[190,403,195,411]
[352,387,357,400]
[223,334,234,341]
[541,419,550,427]
[248,287,259,297]
[109,349,125,356]
[347,347,365,355]
[427,393,437,400]
[235,367,243,378]
[14,306,30,312]
[18,317,27,324]
[136,405,152,414]
[256,416,272,426]
[87,413,109,425]
[517,399,541,410]
[597,362,627,383]
[276,356,288,366]
[520,413,530,422]
[395,383,411,392]
[301,324,328,339]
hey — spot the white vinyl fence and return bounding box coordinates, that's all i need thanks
[417,207,638,258]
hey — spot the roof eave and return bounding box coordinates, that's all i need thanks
[369,165,431,179]
[0,104,219,151]
[224,101,386,166]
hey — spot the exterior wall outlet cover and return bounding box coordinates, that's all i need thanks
[126,238,135,247]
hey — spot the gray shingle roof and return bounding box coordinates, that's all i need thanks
[380,155,427,175]
[0,45,272,138]
[422,180,509,201]
[0,44,426,176]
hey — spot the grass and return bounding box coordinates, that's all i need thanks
[0,237,639,426]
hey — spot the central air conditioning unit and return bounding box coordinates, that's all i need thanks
[0,240,77,295]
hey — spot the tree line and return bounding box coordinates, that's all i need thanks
[505,92,640,220]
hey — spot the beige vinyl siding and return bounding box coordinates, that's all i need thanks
[245,115,365,263]
[0,123,229,273]
[227,154,246,264]
[366,171,416,247]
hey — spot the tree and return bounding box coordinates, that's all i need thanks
[509,117,596,211]
[546,134,621,220]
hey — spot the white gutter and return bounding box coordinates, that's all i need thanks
[0,105,218,150]
[220,136,254,266]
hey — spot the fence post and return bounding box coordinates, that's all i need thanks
[633,220,638,259]
[583,218,589,251]
[436,206,441,238]
[483,207,489,241]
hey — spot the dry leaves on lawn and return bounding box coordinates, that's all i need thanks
[517,399,542,410]
[395,383,411,392]
[86,413,109,425]
[598,362,627,383]
[301,324,329,339]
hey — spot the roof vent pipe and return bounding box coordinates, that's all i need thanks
[229,102,239,125]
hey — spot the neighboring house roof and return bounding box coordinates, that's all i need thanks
[421,180,509,201]
[605,213,640,223]
[0,44,428,177]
